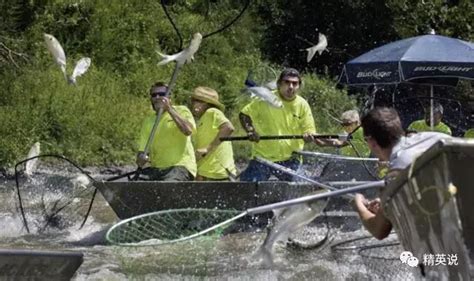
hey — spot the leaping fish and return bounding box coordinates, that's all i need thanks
[254,190,328,266]
[43,33,92,85]
[243,71,282,108]
[25,142,40,177]
[305,33,328,63]
[157,33,203,66]
[245,87,283,108]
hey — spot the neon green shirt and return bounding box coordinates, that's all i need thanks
[464,129,474,138]
[340,126,370,157]
[194,108,236,179]
[241,93,316,162]
[408,120,452,136]
[137,106,197,176]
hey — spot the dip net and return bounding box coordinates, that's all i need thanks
[106,209,241,246]
[15,155,97,234]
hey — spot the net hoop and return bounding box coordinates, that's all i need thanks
[106,208,243,247]
[331,232,398,252]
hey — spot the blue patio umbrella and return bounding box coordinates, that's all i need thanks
[340,34,474,86]
[339,34,474,130]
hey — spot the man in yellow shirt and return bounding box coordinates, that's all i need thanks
[190,86,237,181]
[407,103,452,135]
[239,68,316,181]
[136,82,196,181]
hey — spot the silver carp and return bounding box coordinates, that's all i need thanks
[305,33,328,63]
[157,33,203,66]
[44,33,91,85]
[255,189,329,266]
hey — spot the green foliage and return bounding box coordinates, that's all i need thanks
[387,0,473,41]
[0,63,143,166]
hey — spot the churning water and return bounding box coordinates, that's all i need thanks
[0,170,419,280]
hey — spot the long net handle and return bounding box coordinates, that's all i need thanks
[220,134,344,141]
[142,64,182,155]
[247,180,385,215]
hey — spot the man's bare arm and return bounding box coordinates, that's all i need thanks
[239,112,259,142]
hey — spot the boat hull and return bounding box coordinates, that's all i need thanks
[0,248,83,280]
[95,181,323,220]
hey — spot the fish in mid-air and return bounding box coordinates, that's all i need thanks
[157,33,203,66]
[43,33,92,85]
[25,142,40,177]
[254,191,328,266]
[305,33,328,63]
[245,87,282,108]
[243,71,282,108]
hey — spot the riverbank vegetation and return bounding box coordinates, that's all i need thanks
[1,0,472,167]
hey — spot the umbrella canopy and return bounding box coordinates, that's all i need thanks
[340,34,474,86]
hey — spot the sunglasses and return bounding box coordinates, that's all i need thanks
[150,91,167,98]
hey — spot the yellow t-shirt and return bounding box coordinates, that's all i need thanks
[137,106,197,176]
[194,108,237,179]
[241,93,316,162]
[464,129,474,138]
[340,126,370,157]
[408,120,452,136]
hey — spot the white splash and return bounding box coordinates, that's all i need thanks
[25,142,40,177]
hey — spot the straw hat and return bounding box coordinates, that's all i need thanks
[192,86,225,110]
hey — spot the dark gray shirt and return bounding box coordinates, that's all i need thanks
[389,132,450,171]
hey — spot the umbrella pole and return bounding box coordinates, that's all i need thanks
[430,85,434,131]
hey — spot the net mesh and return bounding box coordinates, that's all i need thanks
[106,209,241,246]
[17,157,96,233]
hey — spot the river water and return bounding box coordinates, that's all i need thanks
[0,169,418,280]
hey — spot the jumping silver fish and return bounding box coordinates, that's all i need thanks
[25,142,40,177]
[245,86,283,108]
[305,33,328,63]
[43,33,92,85]
[157,33,203,66]
[255,190,329,266]
[69,57,91,85]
